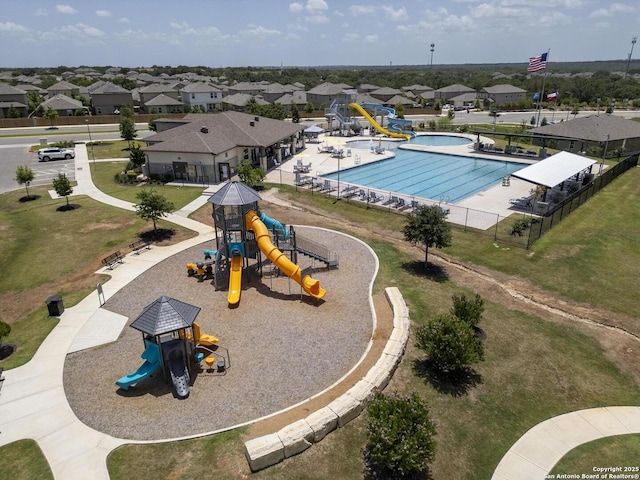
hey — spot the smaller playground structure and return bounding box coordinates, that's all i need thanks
[324,89,414,140]
[116,296,230,399]
[206,182,338,307]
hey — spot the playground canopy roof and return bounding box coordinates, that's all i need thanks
[511,151,596,188]
[303,125,324,134]
[130,296,201,336]
[207,180,262,206]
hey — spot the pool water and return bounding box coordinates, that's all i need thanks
[408,135,472,147]
[324,149,525,203]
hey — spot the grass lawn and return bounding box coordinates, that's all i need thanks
[0,440,53,480]
[550,434,640,475]
[445,166,640,319]
[3,164,640,479]
[0,185,196,368]
[90,161,205,209]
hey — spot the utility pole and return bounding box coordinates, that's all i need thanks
[624,37,637,80]
[430,43,435,68]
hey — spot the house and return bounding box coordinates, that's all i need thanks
[531,114,640,155]
[434,84,476,104]
[180,82,222,112]
[478,84,527,107]
[39,94,83,117]
[143,112,306,183]
[227,82,268,96]
[369,87,404,103]
[273,90,307,111]
[307,82,353,109]
[222,93,269,112]
[138,83,180,107]
[89,81,133,115]
[47,81,80,99]
[0,83,29,118]
[143,93,184,114]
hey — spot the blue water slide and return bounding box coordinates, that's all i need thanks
[259,212,290,240]
[115,340,162,390]
[359,103,416,137]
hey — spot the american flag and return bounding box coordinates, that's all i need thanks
[527,52,548,72]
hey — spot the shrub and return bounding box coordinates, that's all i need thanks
[415,313,485,372]
[451,293,484,327]
[363,392,437,479]
[511,218,531,236]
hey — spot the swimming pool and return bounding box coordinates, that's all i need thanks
[408,135,472,147]
[323,149,525,203]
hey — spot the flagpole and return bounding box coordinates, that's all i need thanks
[536,49,550,127]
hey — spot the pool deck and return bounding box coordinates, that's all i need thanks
[266,132,537,230]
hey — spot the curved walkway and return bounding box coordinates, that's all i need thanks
[492,407,640,479]
[0,144,402,479]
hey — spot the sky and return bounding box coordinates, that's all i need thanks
[0,0,638,69]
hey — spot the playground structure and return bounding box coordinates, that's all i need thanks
[115,296,229,398]
[324,89,414,140]
[207,181,337,307]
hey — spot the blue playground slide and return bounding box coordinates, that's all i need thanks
[259,211,290,240]
[116,340,162,390]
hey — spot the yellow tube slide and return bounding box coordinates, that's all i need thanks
[227,254,242,305]
[349,102,411,140]
[246,211,326,300]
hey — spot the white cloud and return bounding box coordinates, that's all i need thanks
[364,34,378,44]
[289,2,303,13]
[238,25,281,38]
[56,5,77,14]
[96,10,112,17]
[350,5,376,16]
[117,17,129,23]
[305,14,329,24]
[0,22,29,33]
[589,3,635,18]
[39,23,107,46]
[343,33,360,42]
[306,0,328,14]
[34,8,48,16]
[170,21,190,30]
[382,5,408,21]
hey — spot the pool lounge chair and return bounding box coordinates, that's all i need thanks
[369,192,383,203]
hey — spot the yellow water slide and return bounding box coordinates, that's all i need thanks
[227,253,243,305]
[348,102,411,140]
[245,211,326,300]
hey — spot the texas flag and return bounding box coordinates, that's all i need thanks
[546,92,558,101]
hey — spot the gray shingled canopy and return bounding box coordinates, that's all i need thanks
[130,296,201,336]
[207,181,262,206]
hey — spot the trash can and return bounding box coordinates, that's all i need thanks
[46,295,64,316]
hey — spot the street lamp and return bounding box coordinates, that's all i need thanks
[85,119,95,164]
[430,43,435,68]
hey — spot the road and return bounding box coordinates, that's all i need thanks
[0,123,152,195]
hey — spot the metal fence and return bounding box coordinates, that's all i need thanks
[299,152,638,250]
[522,153,639,248]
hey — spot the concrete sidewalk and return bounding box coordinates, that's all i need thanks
[1,142,637,480]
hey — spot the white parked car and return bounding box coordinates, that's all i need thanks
[37,147,75,161]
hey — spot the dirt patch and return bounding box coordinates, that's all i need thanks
[80,218,138,233]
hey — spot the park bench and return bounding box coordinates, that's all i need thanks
[101,251,124,270]
[129,239,151,255]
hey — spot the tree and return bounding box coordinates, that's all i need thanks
[364,392,437,479]
[451,293,484,328]
[134,189,175,238]
[403,204,452,269]
[52,173,73,208]
[235,160,265,188]
[0,320,11,349]
[304,102,314,114]
[244,97,261,115]
[291,102,300,123]
[394,102,405,119]
[119,105,134,118]
[42,106,59,127]
[119,117,137,147]
[415,313,485,372]
[7,105,20,118]
[129,143,146,169]
[148,118,158,132]
[15,165,35,199]
[571,105,580,119]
